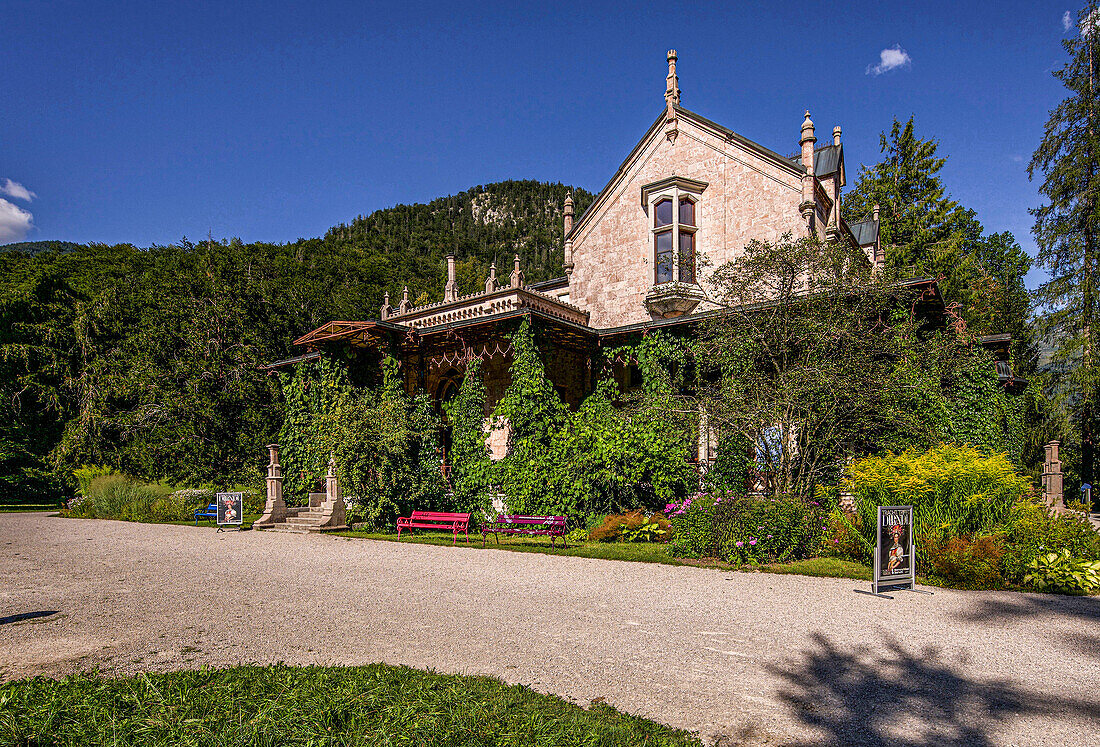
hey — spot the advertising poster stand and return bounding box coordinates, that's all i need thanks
[859,505,933,599]
[216,492,244,532]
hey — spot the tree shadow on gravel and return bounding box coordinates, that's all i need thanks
[770,632,1100,747]
[0,610,59,625]
[953,594,1100,658]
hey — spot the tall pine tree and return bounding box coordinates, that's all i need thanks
[1030,1,1100,495]
[845,117,1034,367]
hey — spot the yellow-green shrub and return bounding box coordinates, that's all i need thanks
[846,444,1031,570]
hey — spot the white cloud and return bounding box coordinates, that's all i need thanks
[866,45,912,76]
[1064,10,1073,31]
[0,178,36,202]
[0,198,34,242]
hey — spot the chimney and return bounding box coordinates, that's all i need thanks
[799,111,817,231]
[833,125,842,147]
[665,50,680,106]
[800,110,816,170]
[444,253,458,302]
[564,193,575,276]
[509,254,524,289]
[872,203,885,271]
[484,262,497,293]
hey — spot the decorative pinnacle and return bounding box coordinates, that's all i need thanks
[665,50,680,106]
[833,125,842,146]
[801,110,816,143]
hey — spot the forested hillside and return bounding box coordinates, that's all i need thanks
[0,180,594,502]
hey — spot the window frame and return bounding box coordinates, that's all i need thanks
[648,186,702,286]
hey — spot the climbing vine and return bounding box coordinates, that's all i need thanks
[443,356,494,515]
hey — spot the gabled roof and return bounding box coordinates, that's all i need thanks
[569,104,804,242]
[292,320,404,349]
[814,144,843,180]
[849,218,879,247]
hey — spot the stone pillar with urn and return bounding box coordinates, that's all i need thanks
[253,444,287,528]
[1042,441,1065,513]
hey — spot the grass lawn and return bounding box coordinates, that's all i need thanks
[333,529,877,581]
[0,664,700,746]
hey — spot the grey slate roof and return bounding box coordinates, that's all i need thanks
[814,144,842,177]
[849,218,879,247]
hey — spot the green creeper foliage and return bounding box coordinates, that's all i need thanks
[279,354,445,527]
[491,320,695,517]
[443,357,494,515]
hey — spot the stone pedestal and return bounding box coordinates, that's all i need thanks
[313,455,347,530]
[1042,441,1065,513]
[253,444,287,528]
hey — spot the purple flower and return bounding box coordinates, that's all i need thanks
[735,541,743,548]
[767,534,773,539]
[834,539,839,544]
[749,539,757,546]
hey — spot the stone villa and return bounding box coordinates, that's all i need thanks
[271,52,964,485]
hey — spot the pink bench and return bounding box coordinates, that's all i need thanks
[396,510,471,545]
[482,515,569,547]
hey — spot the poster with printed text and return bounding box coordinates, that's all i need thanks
[874,505,914,594]
[216,492,243,525]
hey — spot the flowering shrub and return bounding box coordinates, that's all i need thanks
[666,491,825,564]
[999,498,1100,584]
[922,533,1006,589]
[847,444,1030,554]
[714,493,825,565]
[588,511,671,542]
[815,508,870,563]
[665,493,719,558]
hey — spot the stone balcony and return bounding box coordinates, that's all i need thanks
[387,285,590,331]
[644,281,707,318]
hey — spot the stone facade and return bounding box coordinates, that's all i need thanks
[285,51,890,469]
[569,108,808,328]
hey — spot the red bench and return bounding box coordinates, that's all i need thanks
[396,510,471,545]
[482,515,569,547]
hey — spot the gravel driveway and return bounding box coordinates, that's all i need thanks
[2,512,1098,746]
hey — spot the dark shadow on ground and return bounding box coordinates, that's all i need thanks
[771,632,1100,747]
[1,610,59,625]
[954,593,1100,657]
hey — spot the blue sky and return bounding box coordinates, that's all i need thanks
[0,1,1081,286]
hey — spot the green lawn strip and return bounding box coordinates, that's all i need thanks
[333,530,885,580]
[759,557,874,581]
[55,512,262,529]
[0,664,700,747]
[0,505,62,513]
[334,529,685,564]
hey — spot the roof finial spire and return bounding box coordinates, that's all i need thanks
[665,50,680,106]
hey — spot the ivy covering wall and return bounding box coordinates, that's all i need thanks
[277,314,1030,528]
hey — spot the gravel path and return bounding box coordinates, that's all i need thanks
[2,513,1098,746]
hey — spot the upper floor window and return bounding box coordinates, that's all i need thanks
[642,176,707,286]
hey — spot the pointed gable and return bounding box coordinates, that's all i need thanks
[566,104,809,328]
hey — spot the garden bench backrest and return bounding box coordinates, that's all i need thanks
[494,515,566,527]
[410,511,470,522]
